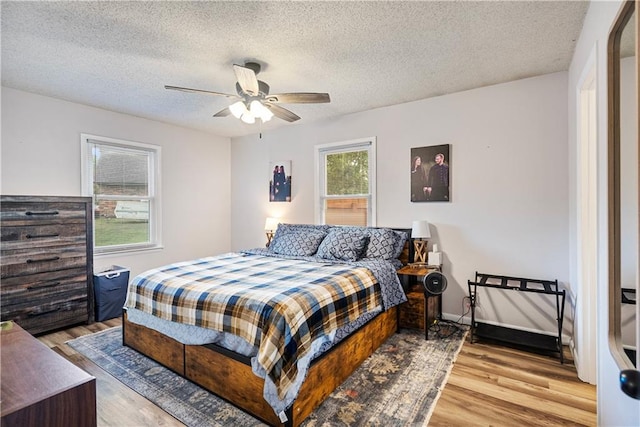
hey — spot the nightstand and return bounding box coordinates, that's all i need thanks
[397,264,442,340]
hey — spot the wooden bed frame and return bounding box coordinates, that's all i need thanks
[122,228,412,426]
[123,306,397,426]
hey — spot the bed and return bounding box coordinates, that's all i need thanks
[122,224,412,426]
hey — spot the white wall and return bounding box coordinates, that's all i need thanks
[230,72,570,337]
[1,87,232,277]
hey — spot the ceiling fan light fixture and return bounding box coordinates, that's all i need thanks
[229,101,248,119]
[250,100,274,122]
[165,61,330,125]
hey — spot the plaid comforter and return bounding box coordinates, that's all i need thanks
[125,252,381,398]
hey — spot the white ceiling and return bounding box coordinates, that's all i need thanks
[1,1,589,138]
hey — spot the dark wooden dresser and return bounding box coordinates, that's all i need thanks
[1,195,94,334]
[1,321,97,426]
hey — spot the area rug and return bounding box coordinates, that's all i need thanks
[68,325,467,426]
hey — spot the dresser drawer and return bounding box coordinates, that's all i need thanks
[2,223,86,241]
[1,245,87,278]
[2,284,87,314]
[4,296,89,335]
[1,223,87,251]
[1,268,88,307]
[0,201,88,225]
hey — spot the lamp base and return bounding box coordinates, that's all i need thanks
[413,240,427,263]
[266,231,274,247]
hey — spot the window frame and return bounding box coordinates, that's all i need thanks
[80,133,162,255]
[314,137,377,226]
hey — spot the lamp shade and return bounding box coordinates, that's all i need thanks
[250,100,274,122]
[264,217,279,232]
[241,112,256,124]
[229,101,248,119]
[411,220,431,239]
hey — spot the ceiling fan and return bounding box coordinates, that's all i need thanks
[165,61,330,124]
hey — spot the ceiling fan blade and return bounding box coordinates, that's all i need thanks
[266,93,331,104]
[165,85,239,99]
[233,64,260,96]
[213,107,231,117]
[266,104,301,122]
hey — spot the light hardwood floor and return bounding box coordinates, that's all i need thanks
[430,338,597,426]
[37,319,596,426]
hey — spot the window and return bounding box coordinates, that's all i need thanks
[81,134,161,254]
[315,137,376,226]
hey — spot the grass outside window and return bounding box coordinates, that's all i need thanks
[94,217,149,247]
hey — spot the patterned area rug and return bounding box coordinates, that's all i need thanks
[68,325,467,426]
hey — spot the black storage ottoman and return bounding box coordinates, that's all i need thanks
[94,265,130,322]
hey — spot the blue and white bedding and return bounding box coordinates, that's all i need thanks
[125,224,408,418]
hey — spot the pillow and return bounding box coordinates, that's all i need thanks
[331,226,408,261]
[365,228,401,260]
[272,223,331,242]
[317,230,368,261]
[390,230,409,259]
[269,230,327,256]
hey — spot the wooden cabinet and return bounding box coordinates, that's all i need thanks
[1,321,96,426]
[397,265,442,340]
[399,289,440,330]
[0,195,94,334]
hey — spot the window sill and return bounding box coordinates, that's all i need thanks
[94,245,164,258]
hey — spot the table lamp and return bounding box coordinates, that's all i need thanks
[411,220,431,264]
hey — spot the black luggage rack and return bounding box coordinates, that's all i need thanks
[468,272,566,363]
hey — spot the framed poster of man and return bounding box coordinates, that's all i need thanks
[269,160,292,202]
[411,144,450,202]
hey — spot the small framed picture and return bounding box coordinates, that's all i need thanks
[269,160,291,202]
[411,144,450,202]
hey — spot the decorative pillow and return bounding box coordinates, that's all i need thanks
[365,228,401,260]
[269,230,327,256]
[272,223,331,242]
[316,230,368,261]
[330,226,408,261]
[390,230,409,259]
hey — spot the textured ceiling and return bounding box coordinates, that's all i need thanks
[1,1,589,138]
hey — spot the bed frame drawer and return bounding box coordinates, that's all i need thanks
[186,345,280,425]
[123,313,185,375]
